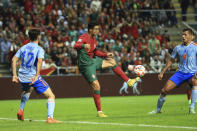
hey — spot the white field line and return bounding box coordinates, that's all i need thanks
[0,117,197,130]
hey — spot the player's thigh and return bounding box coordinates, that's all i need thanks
[102,58,116,69]
[162,80,177,92]
[94,57,104,70]
[20,83,34,93]
[42,88,55,99]
[189,77,197,86]
[81,66,98,83]
[90,80,100,90]
[23,87,34,94]
[169,71,193,88]
[32,78,50,95]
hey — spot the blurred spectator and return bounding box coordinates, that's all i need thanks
[112,39,122,52]
[134,52,143,65]
[195,0,197,21]
[69,25,78,42]
[148,34,161,56]
[8,38,18,62]
[42,58,57,69]
[150,55,162,73]
[121,55,129,72]
[179,0,189,21]
[138,38,148,57]
[0,35,11,64]
[90,0,101,12]
[158,45,169,63]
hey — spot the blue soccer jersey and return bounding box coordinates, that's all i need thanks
[171,42,197,73]
[15,42,44,83]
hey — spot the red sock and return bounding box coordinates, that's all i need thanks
[187,89,192,100]
[93,93,101,111]
[112,66,129,82]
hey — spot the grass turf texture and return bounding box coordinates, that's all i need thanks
[0,95,197,131]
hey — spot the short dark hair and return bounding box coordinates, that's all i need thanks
[88,21,99,30]
[183,28,195,36]
[28,29,41,41]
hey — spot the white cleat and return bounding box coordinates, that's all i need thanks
[189,108,196,114]
[148,110,161,114]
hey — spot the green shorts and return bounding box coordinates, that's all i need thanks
[79,57,103,83]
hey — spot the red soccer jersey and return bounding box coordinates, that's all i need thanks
[74,33,107,58]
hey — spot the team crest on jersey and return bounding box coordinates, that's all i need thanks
[78,39,82,42]
[92,74,95,79]
[183,53,187,59]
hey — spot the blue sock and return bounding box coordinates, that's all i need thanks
[157,96,166,112]
[190,88,197,109]
[20,94,30,110]
[47,99,55,118]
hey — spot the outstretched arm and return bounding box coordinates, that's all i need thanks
[74,41,85,50]
[158,57,174,80]
[12,56,19,83]
[94,49,107,57]
[158,46,177,80]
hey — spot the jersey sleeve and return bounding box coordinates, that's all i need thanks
[171,46,178,59]
[38,47,44,59]
[14,48,22,58]
[74,35,86,50]
[94,48,107,57]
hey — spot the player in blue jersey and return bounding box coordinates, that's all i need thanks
[12,29,62,123]
[149,28,197,114]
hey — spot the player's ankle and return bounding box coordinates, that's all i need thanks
[19,109,23,111]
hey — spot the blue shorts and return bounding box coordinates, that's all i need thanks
[169,71,195,86]
[20,77,49,94]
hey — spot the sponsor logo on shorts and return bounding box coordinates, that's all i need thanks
[92,74,95,79]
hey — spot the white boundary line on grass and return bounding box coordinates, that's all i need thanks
[0,117,197,130]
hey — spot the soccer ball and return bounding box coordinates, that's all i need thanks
[133,65,146,77]
[128,65,134,71]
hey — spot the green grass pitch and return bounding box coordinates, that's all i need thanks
[0,95,197,131]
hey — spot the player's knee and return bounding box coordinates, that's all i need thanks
[52,94,55,99]
[91,81,100,90]
[110,59,116,66]
[52,95,55,99]
[161,88,168,96]
[29,87,34,93]
[192,78,197,86]
[94,84,100,90]
[22,92,31,97]
[25,92,31,97]
[48,93,55,99]
[111,59,116,66]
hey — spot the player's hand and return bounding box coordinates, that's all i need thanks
[30,75,39,85]
[158,72,164,80]
[84,44,90,52]
[107,52,114,58]
[12,76,19,83]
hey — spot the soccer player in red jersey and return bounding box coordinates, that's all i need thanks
[74,22,139,117]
